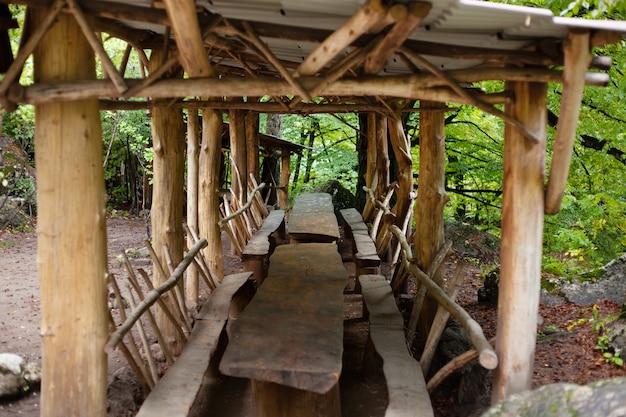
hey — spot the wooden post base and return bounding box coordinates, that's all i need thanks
[251,381,341,417]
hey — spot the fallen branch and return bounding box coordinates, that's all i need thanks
[427,336,497,393]
[105,238,207,354]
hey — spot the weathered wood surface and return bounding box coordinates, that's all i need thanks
[241,209,286,282]
[340,208,381,291]
[359,274,434,417]
[288,193,340,243]
[220,242,347,396]
[136,272,253,417]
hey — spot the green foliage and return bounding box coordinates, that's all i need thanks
[2,105,35,159]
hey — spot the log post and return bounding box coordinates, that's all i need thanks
[414,101,448,350]
[388,115,413,227]
[33,10,108,417]
[279,147,291,209]
[492,82,546,402]
[229,108,247,201]
[246,110,260,184]
[149,49,186,355]
[199,108,225,279]
[362,112,378,221]
[375,113,389,200]
[186,108,200,304]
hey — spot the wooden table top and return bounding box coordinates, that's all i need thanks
[288,193,340,243]
[219,242,348,394]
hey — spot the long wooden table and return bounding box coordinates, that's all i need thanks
[219,242,348,417]
[288,192,340,243]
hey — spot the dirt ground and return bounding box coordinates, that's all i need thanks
[1,216,625,416]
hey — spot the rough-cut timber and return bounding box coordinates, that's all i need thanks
[340,208,381,287]
[359,274,434,417]
[135,272,254,417]
[493,81,547,403]
[242,209,286,283]
[220,243,347,417]
[33,10,108,417]
[288,192,340,243]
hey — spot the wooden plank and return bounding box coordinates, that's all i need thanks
[242,210,285,257]
[340,208,370,235]
[288,193,340,242]
[197,271,253,321]
[359,274,434,417]
[220,243,348,394]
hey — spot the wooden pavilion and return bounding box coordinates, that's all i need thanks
[1,0,625,415]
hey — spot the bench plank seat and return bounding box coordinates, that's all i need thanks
[242,209,285,282]
[340,208,381,291]
[288,193,340,243]
[135,272,254,417]
[359,274,434,417]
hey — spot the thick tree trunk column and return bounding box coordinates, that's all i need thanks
[186,109,200,304]
[492,82,546,402]
[33,11,108,417]
[414,101,448,350]
[246,110,260,183]
[279,148,291,209]
[149,49,186,355]
[229,109,247,200]
[199,108,224,279]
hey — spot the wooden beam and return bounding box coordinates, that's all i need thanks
[229,108,247,200]
[279,148,290,209]
[162,0,213,77]
[545,30,592,214]
[33,9,108,417]
[9,67,593,107]
[294,1,388,77]
[364,2,431,74]
[185,108,200,305]
[492,81,547,403]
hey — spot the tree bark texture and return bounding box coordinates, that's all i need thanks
[414,100,448,350]
[199,108,224,280]
[246,110,260,184]
[492,82,546,403]
[229,108,247,200]
[33,10,108,417]
[149,48,186,355]
[186,108,200,304]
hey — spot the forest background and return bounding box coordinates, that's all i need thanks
[1,0,625,280]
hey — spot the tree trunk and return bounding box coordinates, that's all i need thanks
[199,108,224,279]
[149,49,186,355]
[492,82,546,402]
[388,115,413,226]
[303,127,315,183]
[375,114,389,199]
[355,112,369,212]
[279,148,290,209]
[246,110,260,184]
[186,108,200,304]
[414,101,448,350]
[33,10,108,417]
[229,109,247,201]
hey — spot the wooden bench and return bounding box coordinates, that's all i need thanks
[359,274,434,417]
[288,193,340,243]
[340,208,381,291]
[220,243,348,417]
[135,271,255,417]
[241,209,285,283]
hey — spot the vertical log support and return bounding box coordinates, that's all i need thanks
[375,113,389,199]
[149,49,186,355]
[414,101,448,349]
[199,108,225,279]
[229,109,247,200]
[388,115,413,225]
[362,112,378,221]
[246,110,261,184]
[186,108,200,304]
[279,147,291,209]
[492,82,547,403]
[34,11,108,417]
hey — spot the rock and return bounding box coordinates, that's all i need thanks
[312,180,356,212]
[107,366,145,417]
[0,353,41,398]
[481,377,626,417]
[477,268,499,305]
[606,319,626,356]
[560,254,626,305]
